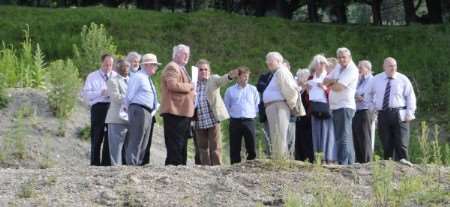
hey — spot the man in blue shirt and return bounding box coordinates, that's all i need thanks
[224,67,260,164]
[124,53,160,165]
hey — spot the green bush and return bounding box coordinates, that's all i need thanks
[73,22,117,78]
[0,44,19,87]
[47,59,82,118]
[0,74,8,109]
[78,125,91,141]
[0,25,46,88]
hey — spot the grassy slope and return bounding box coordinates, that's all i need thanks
[0,6,448,115]
[0,6,449,163]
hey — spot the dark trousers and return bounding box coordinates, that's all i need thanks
[163,114,191,166]
[90,103,111,166]
[378,109,410,161]
[295,116,314,163]
[229,118,256,164]
[332,108,355,165]
[142,117,156,165]
[192,128,202,165]
[352,109,373,163]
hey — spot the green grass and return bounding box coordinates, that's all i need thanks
[0,6,448,115]
[0,6,448,163]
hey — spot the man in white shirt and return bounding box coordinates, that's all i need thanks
[82,54,117,166]
[263,52,299,160]
[324,47,359,165]
[365,57,416,165]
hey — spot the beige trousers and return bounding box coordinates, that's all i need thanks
[265,102,291,160]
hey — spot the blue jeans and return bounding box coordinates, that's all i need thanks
[332,108,355,165]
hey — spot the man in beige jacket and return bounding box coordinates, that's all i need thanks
[193,59,238,165]
[160,44,196,166]
[262,52,299,160]
[105,60,129,166]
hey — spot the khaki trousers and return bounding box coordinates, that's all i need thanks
[265,102,291,160]
[194,124,222,165]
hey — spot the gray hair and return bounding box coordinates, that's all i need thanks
[358,60,372,71]
[172,44,190,59]
[266,52,284,63]
[116,60,130,71]
[126,51,141,62]
[336,47,352,57]
[296,68,311,82]
[309,54,329,70]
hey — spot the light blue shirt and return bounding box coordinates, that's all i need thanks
[224,84,260,119]
[125,70,158,110]
[355,73,373,110]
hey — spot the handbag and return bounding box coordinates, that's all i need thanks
[310,101,331,119]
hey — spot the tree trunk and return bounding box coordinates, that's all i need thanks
[307,0,319,22]
[276,0,290,18]
[136,0,144,8]
[403,0,418,24]
[185,0,192,12]
[425,0,443,23]
[288,0,301,19]
[255,0,267,17]
[335,0,347,24]
[171,0,176,12]
[372,0,383,25]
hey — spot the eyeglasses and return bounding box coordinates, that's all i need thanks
[199,68,208,71]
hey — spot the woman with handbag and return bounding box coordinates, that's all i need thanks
[307,55,337,164]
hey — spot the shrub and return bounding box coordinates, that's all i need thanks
[47,59,82,118]
[0,44,19,87]
[0,74,8,109]
[78,125,91,141]
[415,121,448,165]
[0,25,46,88]
[73,22,117,78]
[0,106,30,165]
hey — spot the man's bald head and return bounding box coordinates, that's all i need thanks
[383,57,398,77]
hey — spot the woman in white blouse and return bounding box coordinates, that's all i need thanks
[307,54,337,163]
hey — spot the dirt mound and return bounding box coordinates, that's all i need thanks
[0,160,448,206]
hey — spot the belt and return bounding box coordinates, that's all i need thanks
[92,102,110,107]
[378,106,406,112]
[230,117,254,121]
[130,103,153,113]
[264,100,286,108]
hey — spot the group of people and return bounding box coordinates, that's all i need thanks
[82,44,417,167]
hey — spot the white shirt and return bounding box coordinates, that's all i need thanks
[308,71,328,103]
[224,84,260,119]
[365,72,416,119]
[263,69,284,103]
[328,62,359,110]
[83,69,117,106]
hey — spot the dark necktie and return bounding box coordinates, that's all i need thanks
[149,78,157,109]
[357,77,366,88]
[382,78,392,109]
[103,73,109,82]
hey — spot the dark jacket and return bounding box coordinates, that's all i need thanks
[256,71,274,123]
